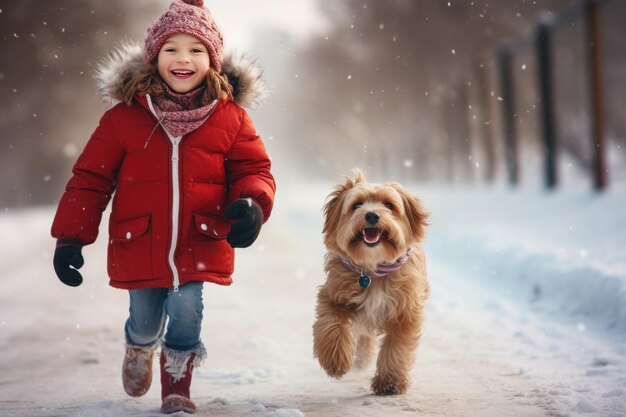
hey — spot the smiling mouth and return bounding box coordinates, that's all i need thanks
[362,227,383,247]
[171,70,195,79]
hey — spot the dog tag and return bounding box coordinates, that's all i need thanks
[358,274,371,288]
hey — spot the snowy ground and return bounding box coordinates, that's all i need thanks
[1,176,625,417]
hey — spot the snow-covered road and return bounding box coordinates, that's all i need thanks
[1,181,624,417]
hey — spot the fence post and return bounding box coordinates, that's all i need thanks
[585,0,608,191]
[535,16,558,189]
[497,46,519,186]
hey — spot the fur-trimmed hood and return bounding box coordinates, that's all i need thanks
[94,41,270,109]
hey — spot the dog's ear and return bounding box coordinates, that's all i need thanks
[322,187,344,239]
[390,183,429,241]
[323,173,361,238]
[351,168,365,184]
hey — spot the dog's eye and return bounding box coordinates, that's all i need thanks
[352,203,363,210]
[384,203,393,210]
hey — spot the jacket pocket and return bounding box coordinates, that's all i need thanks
[189,213,233,273]
[111,213,153,280]
[193,213,231,239]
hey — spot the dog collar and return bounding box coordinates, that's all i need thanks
[338,249,411,289]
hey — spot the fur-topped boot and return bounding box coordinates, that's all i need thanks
[160,344,206,414]
[122,343,157,397]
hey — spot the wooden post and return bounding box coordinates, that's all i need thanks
[585,0,608,191]
[536,17,558,189]
[497,47,519,186]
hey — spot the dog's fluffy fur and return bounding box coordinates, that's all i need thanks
[313,170,429,395]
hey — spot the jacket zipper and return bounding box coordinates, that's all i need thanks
[168,137,182,292]
[146,95,182,292]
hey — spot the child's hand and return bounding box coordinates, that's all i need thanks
[225,198,263,248]
[53,242,84,287]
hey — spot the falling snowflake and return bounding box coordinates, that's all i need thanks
[63,143,78,158]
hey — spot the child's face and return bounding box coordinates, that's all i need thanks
[157,33,211,94]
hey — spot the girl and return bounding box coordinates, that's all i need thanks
[51,0,275,414]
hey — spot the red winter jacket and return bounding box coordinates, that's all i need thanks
[51,45,275,290]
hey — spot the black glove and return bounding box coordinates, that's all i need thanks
[53,242,84,287]
[225,198,263,248]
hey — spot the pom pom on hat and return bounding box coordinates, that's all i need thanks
[144,0,224,71]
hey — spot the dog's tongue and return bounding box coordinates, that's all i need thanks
[363,228,382,244]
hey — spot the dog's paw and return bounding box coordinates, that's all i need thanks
[313,321,354,378]
[321,355,352,378]
[371,373,409,396]
[315,339,354,378]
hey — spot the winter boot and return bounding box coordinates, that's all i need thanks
[122,343,157,397]
[160,349,198,414]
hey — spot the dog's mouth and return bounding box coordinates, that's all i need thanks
[362,227,384,247]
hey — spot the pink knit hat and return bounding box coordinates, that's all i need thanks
[144,0,224,71]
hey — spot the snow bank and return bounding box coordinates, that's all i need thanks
[420,182,626,334]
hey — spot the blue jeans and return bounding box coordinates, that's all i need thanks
[125,281,204,351]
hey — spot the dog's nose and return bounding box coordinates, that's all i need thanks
[365,212,380,224]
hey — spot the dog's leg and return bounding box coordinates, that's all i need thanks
[371,308,424,395]
[313,288,356,378]
[353,333,376,370]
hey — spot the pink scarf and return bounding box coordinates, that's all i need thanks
[151,84,217,137]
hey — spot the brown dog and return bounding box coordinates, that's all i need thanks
[313,170,429,395]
